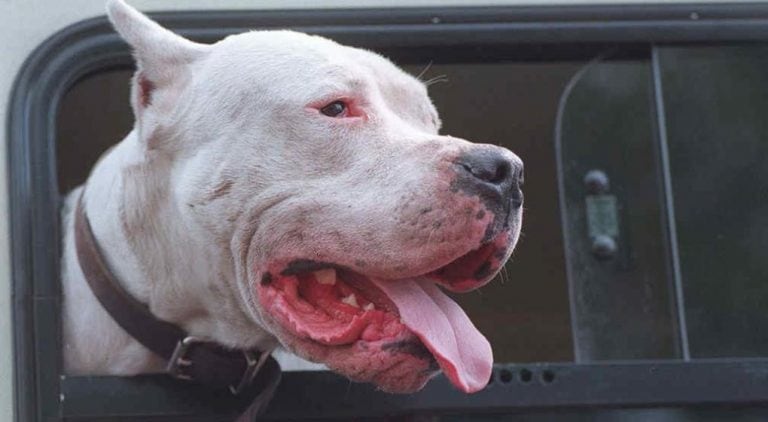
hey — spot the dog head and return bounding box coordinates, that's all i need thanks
[107,0,523,394]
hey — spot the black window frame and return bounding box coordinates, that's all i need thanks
[10,4,768,421]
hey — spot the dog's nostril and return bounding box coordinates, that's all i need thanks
[488,160,511,185]
[457,150,516,187]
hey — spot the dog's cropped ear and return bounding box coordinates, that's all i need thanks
[107,0,210,142]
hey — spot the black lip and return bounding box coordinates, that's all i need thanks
[472,261,493,281]
[382,340,438,369]
[260,272,274,285]
[281,259,337,276]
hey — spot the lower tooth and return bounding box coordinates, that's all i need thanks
[341,294,359,308]
[363,303,375,311]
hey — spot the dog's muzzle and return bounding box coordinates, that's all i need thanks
[453,146,523,241]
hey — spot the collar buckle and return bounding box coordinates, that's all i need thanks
[167,336,272,395]
[166,336,204,381]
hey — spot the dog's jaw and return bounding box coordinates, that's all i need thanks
[242,197,521,393]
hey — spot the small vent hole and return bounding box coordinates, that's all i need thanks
[498,368,513,384]
[542,369,556,384]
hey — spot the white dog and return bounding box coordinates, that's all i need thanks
[62,0,523,395]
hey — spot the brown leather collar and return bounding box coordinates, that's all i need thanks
[73,190,281,407]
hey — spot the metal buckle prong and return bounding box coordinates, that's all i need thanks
[167,336,204,381]
[229,349,272,395]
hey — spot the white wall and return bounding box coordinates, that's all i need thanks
[0,0,765,420]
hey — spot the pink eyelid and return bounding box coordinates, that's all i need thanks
[307,97,366,120]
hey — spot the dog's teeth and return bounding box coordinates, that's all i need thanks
[341,294,359,308]
[314,268,336,285]
[363,303,375,311]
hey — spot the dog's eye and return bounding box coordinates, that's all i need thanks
[320,101,347,118]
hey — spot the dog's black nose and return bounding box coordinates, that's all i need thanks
[455,147,523,209]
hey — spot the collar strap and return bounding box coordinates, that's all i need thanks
[74,191,280,397]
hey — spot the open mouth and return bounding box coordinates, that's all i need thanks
[258,234,510,393]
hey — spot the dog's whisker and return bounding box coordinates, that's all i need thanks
[425,78,449,87]
[425,225,440,247]
[424,75,449,87]
[416,60,434,81]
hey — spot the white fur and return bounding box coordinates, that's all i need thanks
[63,0,520,378]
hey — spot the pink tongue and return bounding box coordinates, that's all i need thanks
[371,278,493,393]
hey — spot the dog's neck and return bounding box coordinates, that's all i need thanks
[62,131,273,375]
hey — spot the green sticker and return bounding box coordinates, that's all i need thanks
[586,195,619,238]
